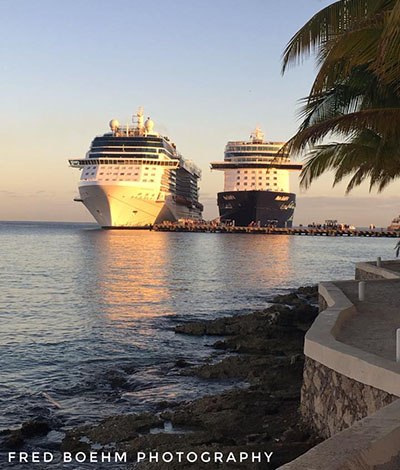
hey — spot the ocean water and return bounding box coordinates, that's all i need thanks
[0,221,398,456]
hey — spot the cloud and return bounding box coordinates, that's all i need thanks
[0,190,20,198]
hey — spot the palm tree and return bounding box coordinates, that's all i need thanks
[281,0,400,192]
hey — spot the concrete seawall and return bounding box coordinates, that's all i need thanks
[279,261,400,470]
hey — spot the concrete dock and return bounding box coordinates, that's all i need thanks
[153,223,400,237]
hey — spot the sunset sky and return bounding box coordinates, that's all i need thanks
[1,0,399,227]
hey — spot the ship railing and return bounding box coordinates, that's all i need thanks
[227,141,286,146]
[68,158,180,169]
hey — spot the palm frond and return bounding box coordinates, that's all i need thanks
[299,130,400,192]
[311,26,382,94]
[287,108,400,154]
[373,0,400,90]
[281,0,394,74]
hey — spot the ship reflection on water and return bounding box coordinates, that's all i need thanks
[88,230,173,320]
[80,229,293,324]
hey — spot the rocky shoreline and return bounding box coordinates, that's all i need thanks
[2,286,321,469]
[59,286,321,469]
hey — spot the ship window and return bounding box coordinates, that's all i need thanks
[237,170,240,173]
[252,176,255,180]
[244,176,247,180]
[259,176,262,180]
[150,179,154,182]
[127,172,131,175]
[120,173,125,175]
[274,183,277,186]
[244,183,247,186]
[244,170,248,173]
[274,177,277,180]
[99,172,104,175]
[115,166,120,169]
[135,173,138,175]
[105,178,109,181]
[143,179,147,182]
[237,176,240,179]
[266,177,270,180]
[274,171,277,174]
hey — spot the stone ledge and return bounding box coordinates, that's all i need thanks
[278,397,400,470]
[356,261,400,280]
[304,281,400,396]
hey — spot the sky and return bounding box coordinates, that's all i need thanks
[0,0,399,227]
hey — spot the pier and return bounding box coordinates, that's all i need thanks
[153,223,400,237]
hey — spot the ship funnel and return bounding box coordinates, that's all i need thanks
[136,106,144,131]
[251,125,264,142]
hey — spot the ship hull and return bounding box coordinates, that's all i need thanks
[217,190,296,228]
[78,183,201,228]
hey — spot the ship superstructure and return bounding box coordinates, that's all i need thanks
[210,126,302,227]
[69,107,203,227]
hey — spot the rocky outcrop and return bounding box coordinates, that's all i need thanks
[61,286,320,469]
[1,419,51,450]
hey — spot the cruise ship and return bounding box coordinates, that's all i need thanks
[69,107,203,228]
[210,126,302,227]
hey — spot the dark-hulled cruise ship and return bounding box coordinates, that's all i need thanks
[210,126,302,227]
[69,107,203,228]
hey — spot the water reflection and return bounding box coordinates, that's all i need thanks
[81,231,293,324]
[1,222,398,434]
[84,230,172,320]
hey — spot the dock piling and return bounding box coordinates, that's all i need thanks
[396,329,400,363]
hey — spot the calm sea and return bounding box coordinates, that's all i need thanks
[0,221,397,458]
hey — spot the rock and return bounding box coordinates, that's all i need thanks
[291,302,318,324]
[175,322,208,335]
[297,285,318,300]
[185,355,269,380]
[2,432,24,450]
[275,310,295,327]
[281,425,311,443]
[62,413,164,451]
[1,419,50,450]
[102,370,130,390]
[271,292,299,305]
[21,419,50,438]
[174,358,191,368]
[156,400,181,411]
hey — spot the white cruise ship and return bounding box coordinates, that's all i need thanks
[69,107,203,228]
